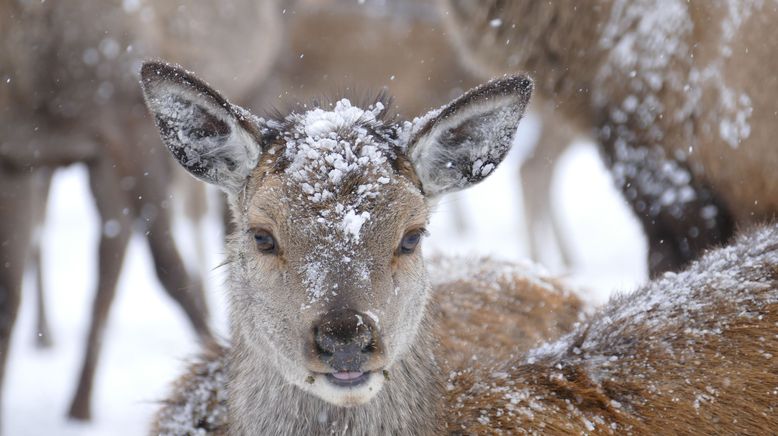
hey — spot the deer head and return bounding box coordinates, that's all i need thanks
[140,61,532,407]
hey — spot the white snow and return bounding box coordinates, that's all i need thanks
[341,210,371,243]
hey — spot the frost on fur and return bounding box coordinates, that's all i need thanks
[140,61,262,193]
[406,75,533,197]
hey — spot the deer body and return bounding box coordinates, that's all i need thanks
[141,63,777,434]
[440,0,778,276]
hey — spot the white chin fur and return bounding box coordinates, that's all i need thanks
[296,371,385,407]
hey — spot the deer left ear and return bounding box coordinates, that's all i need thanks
[140,61,263,194]
[406,75,533,197]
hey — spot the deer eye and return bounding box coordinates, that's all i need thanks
[253,230,277,254]
[399,229,425,255]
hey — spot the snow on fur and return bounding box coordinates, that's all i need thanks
[427,256,574,299]
[448,224,778,434]
[152,343,229,436]
[257,99,403,306]
[594,0,757,224]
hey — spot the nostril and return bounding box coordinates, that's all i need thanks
[361,335,378,353]
[312,310,382,371]
[312,327,333,357]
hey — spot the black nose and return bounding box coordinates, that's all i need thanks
[314,309,377,372]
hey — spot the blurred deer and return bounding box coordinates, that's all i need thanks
[266,0,476,115]
[434,0,778,277]
[0,0,281,423]
[519,103,580,269]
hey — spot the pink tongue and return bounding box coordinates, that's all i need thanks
[332,371,364,381]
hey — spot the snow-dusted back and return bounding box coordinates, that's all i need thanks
[151,222,778,434]
[530,224,778,366]
[444,224,778,433]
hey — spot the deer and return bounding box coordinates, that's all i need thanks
[0,0,282,423]
[140,62,778,434]
[438,0,778,278]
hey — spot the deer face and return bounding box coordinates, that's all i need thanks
[141,61,532,407]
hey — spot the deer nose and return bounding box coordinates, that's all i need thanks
[313,309,377,372]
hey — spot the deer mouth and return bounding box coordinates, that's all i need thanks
[325,371,370,387]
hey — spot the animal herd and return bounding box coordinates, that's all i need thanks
[1,0,776,434]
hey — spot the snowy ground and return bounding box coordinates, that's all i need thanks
[6,112,647,435]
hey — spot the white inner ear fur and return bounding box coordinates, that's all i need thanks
[146,81,261,194]
[409,93,521,197]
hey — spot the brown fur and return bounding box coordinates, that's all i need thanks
[446,227,778,434]
[257,0,477,118]
[439,0,778,276]
[428,258,585,368]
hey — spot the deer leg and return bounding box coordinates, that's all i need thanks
[68,159,132,421]
[32,169,53,348]
[520,124,574,268]
[139,175,212,340]
[447,196,470,234]
[547,190,574,268]
[521,154,553,264]
[183,175,210,274]
[144,211,211,339]
[31,243,51,348]
[0,170,35,429]
[220,190,236,238]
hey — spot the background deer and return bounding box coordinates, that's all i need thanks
[142,63,778,434]
[264,0,476,116]
[438,0,778,277]
[0,0,282,422]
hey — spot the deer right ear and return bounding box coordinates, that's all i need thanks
[406,75,532,197]
[140,61,262,193]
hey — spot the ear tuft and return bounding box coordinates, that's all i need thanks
[140,61,262,193]
[407,75,533,197]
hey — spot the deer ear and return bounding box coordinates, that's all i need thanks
[406,75,532,197]
[140,61,262,193]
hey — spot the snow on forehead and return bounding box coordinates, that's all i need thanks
[281,99,399,244]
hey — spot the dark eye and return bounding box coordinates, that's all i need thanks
[399,229,425,255]
[253,230,277,254]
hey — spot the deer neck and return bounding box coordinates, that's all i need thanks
[227,309,443,435]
